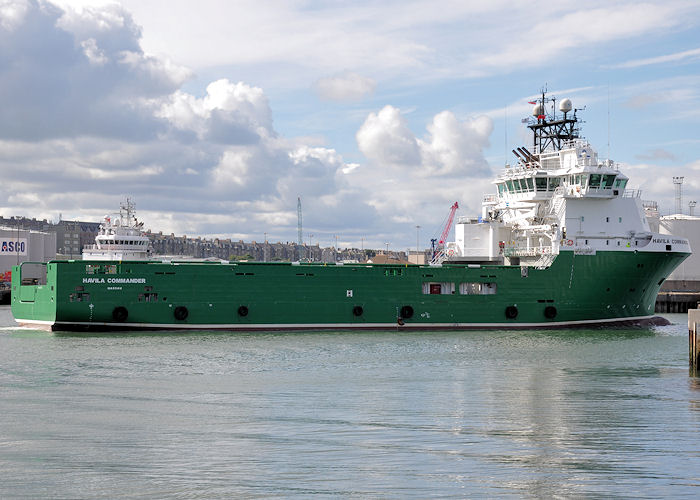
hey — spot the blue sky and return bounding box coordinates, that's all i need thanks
[1,0,699,250]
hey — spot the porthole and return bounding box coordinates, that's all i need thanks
[112,306,128,322]
[505,305,518,319]
[544,306,557,319]
[174,306,189,321]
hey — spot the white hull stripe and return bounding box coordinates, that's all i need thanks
[16,315,660,331]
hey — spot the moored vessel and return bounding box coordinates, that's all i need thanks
[82,199,152,261]
[10,91,691,332]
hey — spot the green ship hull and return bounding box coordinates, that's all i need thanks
[11,249,689,331]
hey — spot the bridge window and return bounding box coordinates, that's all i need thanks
[535,177,547,191]
[548,177,560,191]
[589,174,601,188]
[602,175,616,188]
[526,178,534,190]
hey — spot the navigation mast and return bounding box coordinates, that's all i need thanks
[528,88,581,153]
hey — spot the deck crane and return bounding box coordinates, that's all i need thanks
[430,201,459,264]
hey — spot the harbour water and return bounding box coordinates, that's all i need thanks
[1,304,699,498]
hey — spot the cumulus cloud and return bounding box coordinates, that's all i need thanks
[158,79,273,144]
[357,105,492,177]
[314,72,376,101]
[0,0,381,246]
[0,1,508,250]
[352,104,494,244]
[0,0,190,141]
[421,112,492,176]
[356,106,421,166]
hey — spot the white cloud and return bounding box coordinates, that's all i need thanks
[357,105,492,176]
[80,37,108,65]
[211,149,252,188]
[610,47,700,69]
[618,161,700,216]
[0,0,30,31]
[420,111,492,176]
[0,1,376,245]
[352,105,494,246]
[356,105,421,166]
[158,79,273,144]
[61,0,698,91]
[0,0,190,140]
[475,3,687,71]
[314,72,376,101]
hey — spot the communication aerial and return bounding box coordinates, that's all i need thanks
[527,88,582,153]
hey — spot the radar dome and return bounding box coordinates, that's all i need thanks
[559,98,572,113]
[532,104,543,117]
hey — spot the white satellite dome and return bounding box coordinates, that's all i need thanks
[559,98,572,113]
[532,103,544,117]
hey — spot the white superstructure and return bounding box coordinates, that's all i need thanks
[443,90,690,266]
[82,199,152,261]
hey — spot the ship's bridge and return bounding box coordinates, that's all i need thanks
[493,140,630,204]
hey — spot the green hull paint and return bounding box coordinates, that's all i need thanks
[11,250,689,331]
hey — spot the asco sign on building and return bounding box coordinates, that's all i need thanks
[1,238,27,256]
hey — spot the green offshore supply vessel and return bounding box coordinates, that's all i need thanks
[11,92,691,332]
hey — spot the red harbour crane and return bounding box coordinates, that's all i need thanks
[430,201,459,264]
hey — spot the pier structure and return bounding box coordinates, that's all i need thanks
[655,214,700,313]
[656,288,700,313]
[690,308,700,374]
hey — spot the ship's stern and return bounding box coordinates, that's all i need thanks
[11,262,57,330]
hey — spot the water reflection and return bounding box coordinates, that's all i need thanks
[1,306,699,497]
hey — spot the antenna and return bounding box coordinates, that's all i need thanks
[607,84,610,161]
[673,177,684,214]
[504,105,508,166]
[528,87,579,154]
[297,197,304,260]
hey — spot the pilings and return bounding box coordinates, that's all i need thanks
[690,309,700,375]
[656,292,700,313]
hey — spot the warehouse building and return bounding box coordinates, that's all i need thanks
[0,226,57,278]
